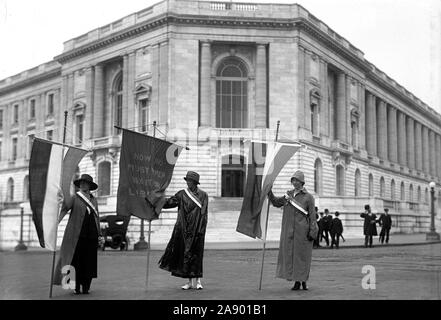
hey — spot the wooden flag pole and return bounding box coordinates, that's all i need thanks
[145,121,157,289]
[49,111,68,298]
[258,120,280,291]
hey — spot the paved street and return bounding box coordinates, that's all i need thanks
[1,242,440,300]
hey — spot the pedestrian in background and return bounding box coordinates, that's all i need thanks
[322,209,332,247]
[313,207,321,249]
[360,204,378,248]
[330,211,343,249]
[379,208,392,244]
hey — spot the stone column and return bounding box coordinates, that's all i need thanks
[387,105,398,163]
[93,64,104,138]
[127,52,136,130]
[122,54,129,130]
[85,67,94,140]
[415,121,423,171]
[336,72,346,143]
[358,83,366,150]
[422,125,430,174]
[66,74,75,144]
[429,130,436,176]
[200,41,212,127]
[151,43,160,124]
[376,99,388,160]
[255,43,267,128]
[297,46,306,131]
[406,116,415,169]
[436,134,441,177]
[319,59,329,137]
[159,41,169,126]
[397,110,406,166]
[365,92,377,156]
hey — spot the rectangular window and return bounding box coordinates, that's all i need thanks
[139,99,149,132]
[75,114,84,144]
[0,109,3,130]
[30,99,36,119]
[47,130,53,141]
[12,138,17,161]
[28,134,34,159]
[13,104,19,124]
[48,94,54,115]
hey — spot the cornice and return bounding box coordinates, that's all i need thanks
[0,68,61,97]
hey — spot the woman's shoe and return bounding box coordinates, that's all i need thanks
[301,282,308,290]
[196,283,203,290]
[291,282,301,290]
[181,283,193,290]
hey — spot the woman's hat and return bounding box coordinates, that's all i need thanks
[291,170,305,184]
[184,171,200,185]
[74,174,98,191]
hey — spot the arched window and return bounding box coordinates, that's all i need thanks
[391,179,396,200]
[221,155,245,197]
[216,57,248,128]
[380,177,385,198]
[409,184,414,202]
[417,186,422,203]
[425,188,429,204]
[336,165,345,196]
[368,174,374,197]
[400,182,405,201]
[314,158,323,195]
[355,169,361,197]
[113,75,123,134]
[23,175,29,201]
[7,178,14,202]
[98,162,111,197]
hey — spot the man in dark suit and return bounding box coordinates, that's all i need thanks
[378,208,392,244]
[360,204,378,248]
[330,211,343,249]
[322,209,332,247]
[313,207,321,248]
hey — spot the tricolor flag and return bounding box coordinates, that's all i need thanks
[29,138,87,251]
[236,140,301,240]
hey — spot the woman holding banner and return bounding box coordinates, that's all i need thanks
[156,171,208,290]
[53,174,104,294]
[268,170,318,291]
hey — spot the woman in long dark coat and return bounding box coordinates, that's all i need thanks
[53,174,104,294]
[158,171,208,290]
[268,170,318,291]
[360,204,378,248]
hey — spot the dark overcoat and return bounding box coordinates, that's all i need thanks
[268,188,316,282]
[360,212,378,236]
[159,188,208,278]
[330,218,343,235]
[379,214,392,229]
[53,192,101,285]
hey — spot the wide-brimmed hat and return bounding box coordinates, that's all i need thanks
[290,170,305,184]
[184,171,200,185]
[74,174,98,191]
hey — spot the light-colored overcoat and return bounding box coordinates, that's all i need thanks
[268,188,316,282]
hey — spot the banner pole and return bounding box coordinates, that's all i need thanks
[49,111,68,298]
[258,120,280,291]
[145,121,157,289]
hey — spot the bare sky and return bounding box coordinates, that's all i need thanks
[0,0,440,110]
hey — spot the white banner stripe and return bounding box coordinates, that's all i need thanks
[42,144,63,251]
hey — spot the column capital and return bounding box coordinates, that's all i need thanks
[201,40,213,46]
[256,42,268,48]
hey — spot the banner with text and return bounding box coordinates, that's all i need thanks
[116,129,184,221]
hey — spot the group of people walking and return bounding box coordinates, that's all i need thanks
[51,168,393,295]
[313,209,344,249]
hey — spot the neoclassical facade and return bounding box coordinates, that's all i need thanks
[1,0,440,247]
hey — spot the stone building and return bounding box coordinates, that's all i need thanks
[1,0,440,248]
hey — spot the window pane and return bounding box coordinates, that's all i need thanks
[98,162,111,196]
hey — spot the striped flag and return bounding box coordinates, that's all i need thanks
[236,141,301,240]
[29,138,87,251]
